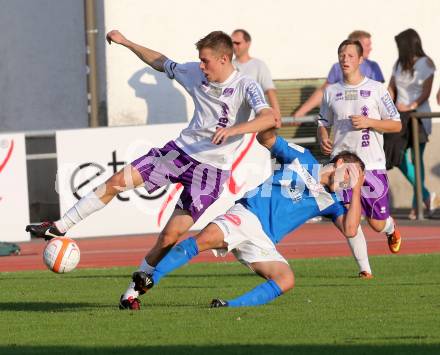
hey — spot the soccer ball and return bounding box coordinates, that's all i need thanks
[43,237,80,273]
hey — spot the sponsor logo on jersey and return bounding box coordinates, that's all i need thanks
[224,213,241,226]
[360,90,371,98]
[246,82,266,108]
[361,105,369,117]
[223,88,234,97]
[216,103,230,129]
[344,90,358,100]
[335,92,343,101]
[207,85,223,98]
[381,93,398,117]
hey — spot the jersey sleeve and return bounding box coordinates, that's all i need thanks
[244,80,270,113]
[327,63,341,84]
[270,136,312,164]
[163,59,199,91]
[317,87,334,127]
[257,61,276,91]
[370,61,385,83]
[378,84,400,121]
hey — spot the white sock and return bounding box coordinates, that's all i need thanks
[346,226,372,274]
[55,190,106,233]
[380,216,395,235]
[122,258,155,301]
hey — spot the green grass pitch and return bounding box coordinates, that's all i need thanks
[0,254,439,354]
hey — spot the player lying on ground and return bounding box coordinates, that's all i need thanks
[120,128,365,309]
[26,30,276,299]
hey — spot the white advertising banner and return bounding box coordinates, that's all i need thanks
[0,133,30,242]
[56,125,271,238]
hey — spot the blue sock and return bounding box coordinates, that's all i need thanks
[227,279,283,307]
[152,237,199,285]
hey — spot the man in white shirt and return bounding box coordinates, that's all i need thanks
[26,30,275,309]
[231,29,281,124]
[318,39,402,277]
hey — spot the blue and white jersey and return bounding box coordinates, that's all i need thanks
[238,137,346,244]
[163,59,269,170]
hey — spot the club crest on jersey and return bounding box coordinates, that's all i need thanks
[360,90,371,98]
[335,92,343,101]
[345,90,358,100]
[223,88,234,97]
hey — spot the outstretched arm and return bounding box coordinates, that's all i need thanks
[211,108,276,145]
[106,30,168,72]
[265,89,281,127]
[293,81,328,117]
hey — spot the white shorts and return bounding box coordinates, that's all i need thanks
[211,203,288,267]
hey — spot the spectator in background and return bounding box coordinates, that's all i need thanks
[387,28,438,219]
[231,29,281,125]
[293,30,384,118]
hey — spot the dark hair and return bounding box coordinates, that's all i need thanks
[330,151,365,172]
[394,28,427,75]
[196,31,233,61]
[337,39,363,57]
[232,29,252,42]
[348,30,371,41]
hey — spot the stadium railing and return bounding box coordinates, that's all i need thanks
[409,112,440,220]
[274,77,326,159]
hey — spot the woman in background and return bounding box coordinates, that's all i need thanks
[388,28,438,219]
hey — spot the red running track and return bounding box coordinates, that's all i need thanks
[1,223,439,272]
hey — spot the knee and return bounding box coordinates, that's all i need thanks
[157,231,181,249]
[273,270,295,293]
[106,173,127,195]
[368,219,384,232]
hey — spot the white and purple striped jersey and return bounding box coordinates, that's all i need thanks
[164,59,269,170]
[318,77,400,170]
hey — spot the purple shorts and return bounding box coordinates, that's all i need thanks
[340,169,390,220]
[131,140,230,222]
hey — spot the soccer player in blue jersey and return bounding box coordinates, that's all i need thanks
[124,128,365,309]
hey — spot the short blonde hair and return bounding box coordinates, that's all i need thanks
[196,31,233,61]
[348,30,371,41]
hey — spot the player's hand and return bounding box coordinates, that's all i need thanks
[288,111,303,126]
[212,127,236,145]
[319,138,333,155]
[396,102,412,112]
[350,115,370,130]
[106,30,127,45]
[348,163,364,190]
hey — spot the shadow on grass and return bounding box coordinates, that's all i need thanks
[0,302,97,312]
[0,344,439,355]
